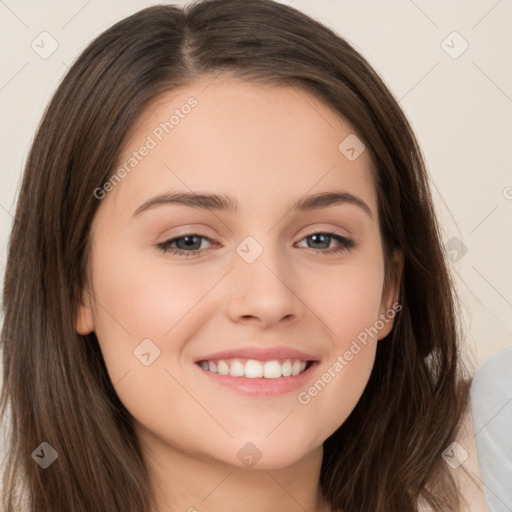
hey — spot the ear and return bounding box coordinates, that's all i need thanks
[377,249,403,340]
[75,283,95,335]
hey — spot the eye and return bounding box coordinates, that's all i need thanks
[157,233,217,257]
[295,230,355,255]
[157,230,355,258]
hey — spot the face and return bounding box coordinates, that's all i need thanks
[77,76,402,471]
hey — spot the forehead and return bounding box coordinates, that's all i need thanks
[102,76,377,221]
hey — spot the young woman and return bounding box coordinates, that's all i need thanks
[0,1,488,510]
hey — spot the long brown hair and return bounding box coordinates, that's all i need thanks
[1,1,470,510]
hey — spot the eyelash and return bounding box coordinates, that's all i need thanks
[156,230,355,258]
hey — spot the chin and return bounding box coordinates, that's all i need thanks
[219,433,321,471]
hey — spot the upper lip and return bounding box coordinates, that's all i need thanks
[194,346,320,363]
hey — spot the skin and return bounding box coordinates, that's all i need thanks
[76,75,403,512]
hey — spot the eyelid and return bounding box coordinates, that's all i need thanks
[300,226,350,240]
[157,226,216,244]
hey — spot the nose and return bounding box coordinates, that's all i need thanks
[224,239,303,328]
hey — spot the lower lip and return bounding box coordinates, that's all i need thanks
[195,362,320,396]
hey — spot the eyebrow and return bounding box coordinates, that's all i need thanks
[132,190,373,220]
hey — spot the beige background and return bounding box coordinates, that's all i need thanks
[0,0,511,439]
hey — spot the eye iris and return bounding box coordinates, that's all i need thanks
[177,235,201,250]
[309,233,330,249]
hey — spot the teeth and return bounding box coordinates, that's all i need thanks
[263,360,282,379]
[198,358,310,378]
[230,360,245,377]
[218,360,229,376]
[292,360,302,376]
[245,359,263,378]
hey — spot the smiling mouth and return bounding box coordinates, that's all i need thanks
[196,358,314,379]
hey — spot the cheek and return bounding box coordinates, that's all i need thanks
[299,349,377,452]
[296,263,384,438]
[88,240,217,381]
[88,244,217,452]
[310,256,386,346]
[92,239,215,331]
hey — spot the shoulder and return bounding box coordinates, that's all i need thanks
[469,346,512,512]
[470,346,512,436]
[471,346,512,400]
